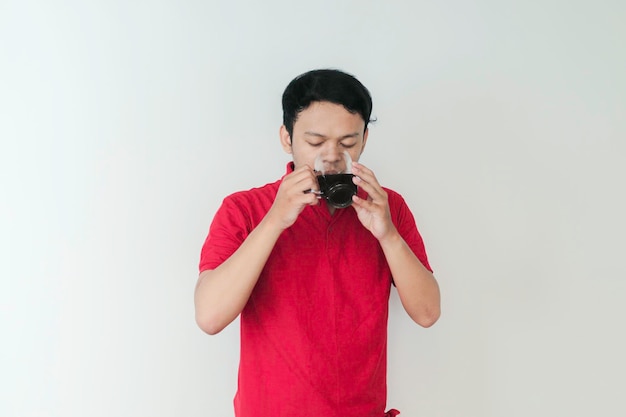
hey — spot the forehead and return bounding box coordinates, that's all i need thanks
[294,101,365,132]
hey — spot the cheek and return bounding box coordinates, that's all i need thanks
[348,148,363,163]
[290,145,317,168]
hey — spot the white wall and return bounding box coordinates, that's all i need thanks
[1,1,625,416]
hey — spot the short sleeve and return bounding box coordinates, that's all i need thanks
[389,191,433,272]
[199,195,252,272]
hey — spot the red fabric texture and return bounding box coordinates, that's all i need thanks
[200,164,430,417]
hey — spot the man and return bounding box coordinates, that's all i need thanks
[195,69,440,417]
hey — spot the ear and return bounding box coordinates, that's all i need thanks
[279,125,292,154]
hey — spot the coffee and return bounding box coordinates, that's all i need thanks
[317,173,357,208]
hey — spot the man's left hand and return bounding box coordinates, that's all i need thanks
[351,162,397,242]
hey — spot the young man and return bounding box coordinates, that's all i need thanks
[195,69,440,417]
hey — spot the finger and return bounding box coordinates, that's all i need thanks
[352,162,383,189]
[351,161,377,181]
[279,183,320,207]
[284,168,318,193]
[296,174,320,194]
[351,193,370,209]
[353,174,386,202]
[289,173,320,204]
[352,192,381,212]
[301,193,321,206]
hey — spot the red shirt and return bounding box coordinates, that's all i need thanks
[200,164,431,417]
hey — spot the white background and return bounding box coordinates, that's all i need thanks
[1,1,625,416]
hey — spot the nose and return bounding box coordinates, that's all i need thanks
[322,143,342,164]
[318,145,347,174]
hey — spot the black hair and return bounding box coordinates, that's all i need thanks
[281,69,374,138]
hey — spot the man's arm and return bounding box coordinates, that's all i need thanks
[378,232,440,327]
[194,166,320,335]
[350,162,440,327]
[194,216,284,335]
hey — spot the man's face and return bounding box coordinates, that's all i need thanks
[280,101,368,172]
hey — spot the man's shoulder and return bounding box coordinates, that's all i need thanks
[381,186,406,206]
[381,186,418,224]
[223,178,281,205]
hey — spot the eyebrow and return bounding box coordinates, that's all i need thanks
[303,131,360,140]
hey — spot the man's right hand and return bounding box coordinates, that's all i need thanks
[265,165,320,230]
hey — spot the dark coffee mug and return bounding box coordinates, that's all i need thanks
[317,173,357,208]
